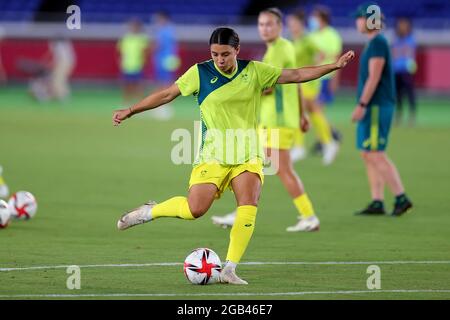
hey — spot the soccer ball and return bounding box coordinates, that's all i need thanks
[183,248,222,285]
[8,191,38,220]
[0,200,11,228]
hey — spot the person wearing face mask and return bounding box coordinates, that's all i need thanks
[308,6,343,165]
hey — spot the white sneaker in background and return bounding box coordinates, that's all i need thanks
[151,104,174,121]
[322,141,339,166]
[286,215,320,232]
[211,211,236,228]
[290,146,307,163]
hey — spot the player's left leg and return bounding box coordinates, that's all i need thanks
[220,171,261,285]
[117,183,217,230]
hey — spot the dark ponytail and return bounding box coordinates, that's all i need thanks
[209,27,240,49]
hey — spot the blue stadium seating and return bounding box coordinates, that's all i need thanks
[0,0,449,26]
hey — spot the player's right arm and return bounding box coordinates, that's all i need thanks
[112,83,181,126]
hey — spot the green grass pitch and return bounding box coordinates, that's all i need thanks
[0,86,449,300]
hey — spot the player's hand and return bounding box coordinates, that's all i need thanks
[300,113,310,133]
[351,105,366,122]
[336,51,355,69]
[112,108,132,126]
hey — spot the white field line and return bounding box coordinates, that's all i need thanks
[0,260,449,272]
[0,290,450,298]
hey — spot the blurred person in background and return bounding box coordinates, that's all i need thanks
[307,6,342,165]
[49,36,75,101]
[351,3,413,216]
[392,17,417,126]
[149,11,180,120]
[17,36,75,102]
[117,18,150,105]
[286,9,324,163]
[0,165,9,199]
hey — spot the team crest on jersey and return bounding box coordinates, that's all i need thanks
[241,73,249,83]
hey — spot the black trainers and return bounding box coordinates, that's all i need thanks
[391,198,413,217]
[355,201,386,215]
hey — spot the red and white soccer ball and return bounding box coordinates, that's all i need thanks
[8,191,38,220]
[183,248,222,285]
[0,200,11,228]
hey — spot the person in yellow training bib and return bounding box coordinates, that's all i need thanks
[308,6,343,165]
[287,10,328,163]
[212,8,321,232]
[112,27,354,285]
[117,18,150,105]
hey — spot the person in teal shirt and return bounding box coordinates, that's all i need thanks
[351,3,412,217]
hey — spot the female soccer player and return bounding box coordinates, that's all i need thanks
[112,27,354,284]
[212,8,321,232]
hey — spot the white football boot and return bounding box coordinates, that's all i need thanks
[286,215,320,232]
[322,141,339,166]
[219,264,248,285]
[290,146,307,163]
[211,211,236,228]
[117,200,157,231]
[0,166,9,199]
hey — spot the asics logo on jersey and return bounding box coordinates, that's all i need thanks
[210,76,218,84]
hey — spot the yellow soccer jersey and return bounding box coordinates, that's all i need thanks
[117,33,149,73]
[293,34,321,99]
[260,37,300,129]
[310,26,342,79]
[175,59,282,165]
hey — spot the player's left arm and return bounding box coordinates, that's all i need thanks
[351,57,385,122]
[277,50,354,84]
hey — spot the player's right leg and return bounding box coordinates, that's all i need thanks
[117,183,217,230]
[220,170,262,285]
[0,165,9,199]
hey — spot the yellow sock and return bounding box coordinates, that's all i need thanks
[0,176,5,185]
[151,196,195,220]
[294,129,305,147]
[293,194,315,219]
[310,111,332,144]
[226,205,257,263]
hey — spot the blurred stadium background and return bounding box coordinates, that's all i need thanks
[1,0,450,299]
[1,0,450,91]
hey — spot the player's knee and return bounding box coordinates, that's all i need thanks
[188,201,210,218]
[237,198,258,207]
